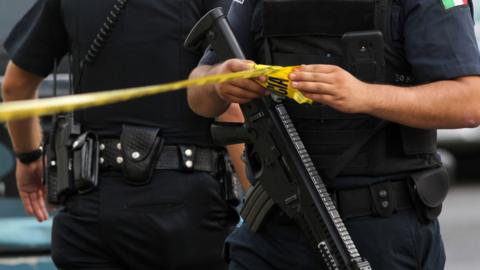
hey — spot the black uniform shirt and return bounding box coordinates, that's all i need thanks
[4,0,230,146]
[200,0,480,188]
[202,0,480,83]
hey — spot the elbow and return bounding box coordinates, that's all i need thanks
[1,79,20,101]
[2,62,41,101]
[1,75,16,99]
[465,121,480,129]
[1,78,36,101]
[187,88,229,118]
[187,87,209,118]
[186,65,229,118]
[186,68,207,117]
[457,76,480,128]
[461,101,480,128]
[186,84,221,118]
[464,112,480,128]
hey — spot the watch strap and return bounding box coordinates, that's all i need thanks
[16,146,43,165]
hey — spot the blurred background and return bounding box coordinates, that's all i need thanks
[1,0,480,269]
[1,1,57,269]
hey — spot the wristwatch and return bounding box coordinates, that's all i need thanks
[16,146,43,165]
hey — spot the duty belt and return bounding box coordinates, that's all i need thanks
[257,179,413,226]
[98,139,220,174]
[334,180,413,219]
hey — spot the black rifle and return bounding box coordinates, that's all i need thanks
[185,8,371,270]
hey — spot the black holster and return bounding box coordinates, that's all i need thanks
[72,132,99,194]
[120,125,164,185]
[408,166,449,223]
[216,153,241,207]
[45,116,99,204]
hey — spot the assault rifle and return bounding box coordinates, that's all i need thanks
[185,8,371,270]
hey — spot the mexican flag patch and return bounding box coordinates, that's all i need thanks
[442,0,468,9]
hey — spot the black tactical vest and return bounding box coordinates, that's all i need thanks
[253,0,441,177]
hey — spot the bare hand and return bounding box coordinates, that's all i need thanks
[289,64,371,114]
[209,59,266,104]
[15,159,48,222]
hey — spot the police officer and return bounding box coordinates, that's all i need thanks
[1,0,242,269]
[187,0,480,269]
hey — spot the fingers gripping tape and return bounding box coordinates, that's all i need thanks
[254,64,313,104]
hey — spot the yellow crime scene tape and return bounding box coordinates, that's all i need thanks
[0,64,312,122]
[254,64,313,105]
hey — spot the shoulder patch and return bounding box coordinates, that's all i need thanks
[441,0,468,10]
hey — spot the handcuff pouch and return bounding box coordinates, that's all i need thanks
[120,125,164,185]
[408,166,449,223]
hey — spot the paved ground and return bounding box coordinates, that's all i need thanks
[440,183,480,269]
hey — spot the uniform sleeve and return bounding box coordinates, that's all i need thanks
[402,0,480,83]
[203,0,232,13]
[199,0,258,65]
[3,0,68,77]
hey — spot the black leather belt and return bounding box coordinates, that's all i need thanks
[98,139,221,174]
[335,180,413,219]
[273,179,413,225]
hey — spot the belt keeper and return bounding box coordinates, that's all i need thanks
[369,181,396,217]
[179,145,196,171]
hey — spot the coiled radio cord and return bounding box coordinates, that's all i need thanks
[81,0,129,67]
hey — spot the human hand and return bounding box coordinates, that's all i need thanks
[209,59,267,104]
[15,158,48,222]
[289,64,371,114]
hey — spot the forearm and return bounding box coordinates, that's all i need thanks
[1,62,43,152]
[365,76,480,129]
[188,65,230,118]
[6,116,42,153]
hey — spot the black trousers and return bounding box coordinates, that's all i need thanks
[226,209,445,270]
[52,170,237,270]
